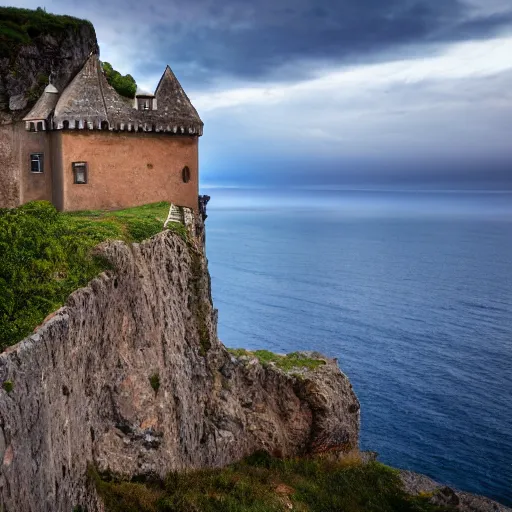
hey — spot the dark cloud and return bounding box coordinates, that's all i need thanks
[132,0,512,82]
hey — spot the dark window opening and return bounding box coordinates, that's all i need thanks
[182,166,191,183]
[29,122,35,132]
[101,121,109,130]
[73,162,88,184]
[138,98,153,111]
[30,153,44,173]
[63,120,69,130]
[37,121,43,131]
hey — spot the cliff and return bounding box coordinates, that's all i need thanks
[0,226,360,512]
[0,7,97,121]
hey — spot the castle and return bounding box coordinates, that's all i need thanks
[5,53,203,212]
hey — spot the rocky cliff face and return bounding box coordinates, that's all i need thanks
[0,16,97,120]
[0,227,360,512]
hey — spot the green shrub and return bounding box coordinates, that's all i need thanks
[101,61,137,98]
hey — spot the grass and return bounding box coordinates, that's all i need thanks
[0,6,94,59]
[63,201,172,244]
[228,349,327,373]
[0,201,179,350]
[91,451,457,512]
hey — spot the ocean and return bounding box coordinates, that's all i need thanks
[203,188,512,506]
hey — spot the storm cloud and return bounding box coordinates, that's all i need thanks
[4,0,512,188]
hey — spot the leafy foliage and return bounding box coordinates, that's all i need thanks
[228,348,327,372]
[101,61,137,99]
[0,6,94,59]
[0,201,171,350]
[92,452,457,512]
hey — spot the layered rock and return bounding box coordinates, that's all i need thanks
[0,228,360,512]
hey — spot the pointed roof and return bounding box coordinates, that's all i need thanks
[23,83,59,121]
[154,66,202,127]
[37,54,203,134]
[53,54,112,127]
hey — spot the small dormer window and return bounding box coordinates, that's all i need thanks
[137,97,153,111]
[137,98,153,110]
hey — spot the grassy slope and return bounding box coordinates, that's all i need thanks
[91,452,456,512]
[0,200,184,350]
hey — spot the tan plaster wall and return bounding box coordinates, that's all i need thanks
[19,126,53,204]
[50,131,64,211]
[59,131,199,212]
[0,123,20,208]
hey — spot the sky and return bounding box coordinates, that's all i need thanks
[6,0,512,189]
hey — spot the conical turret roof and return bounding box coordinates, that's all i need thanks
[23,83,59,122]
[154,66,202,126]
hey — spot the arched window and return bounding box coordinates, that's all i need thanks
[182,166,191,183]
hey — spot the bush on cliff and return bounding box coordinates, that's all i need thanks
[0,201,171,350]
[102,61,137,98]
[92,452,457,512]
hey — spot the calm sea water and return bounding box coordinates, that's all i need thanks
[203,188,512,506]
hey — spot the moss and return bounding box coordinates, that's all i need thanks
[92,452,457,512]
[149,373,160,393]
[2,380,13,393]
[0,201,175,350]
[228,348,327,373]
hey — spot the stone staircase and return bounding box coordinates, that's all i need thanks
[164,204,184,226]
